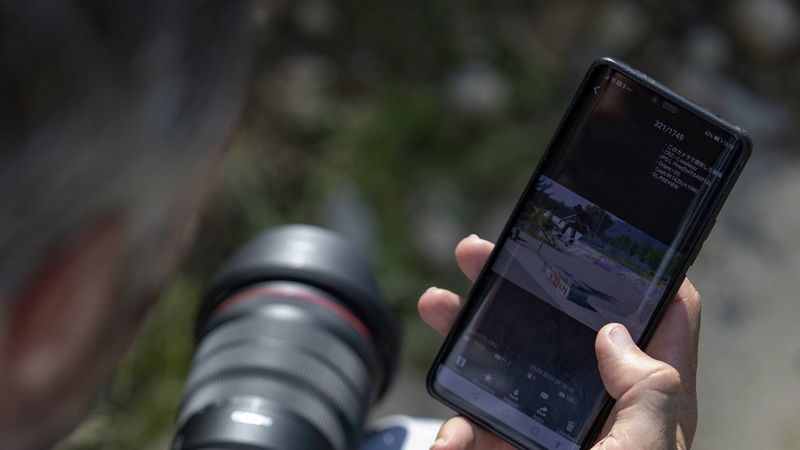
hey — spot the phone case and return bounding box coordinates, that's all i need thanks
[426,56,752,449]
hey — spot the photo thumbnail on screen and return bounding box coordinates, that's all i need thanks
[493,176,682,338]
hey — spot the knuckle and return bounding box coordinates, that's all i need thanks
[673,284,702,320]
[676,286,701,307]
[592,434,623,450]
[690,287,702,309]
[647,363,682,394]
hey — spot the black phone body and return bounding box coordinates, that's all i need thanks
[427,57,752,450]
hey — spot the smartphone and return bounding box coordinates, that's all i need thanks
[426,57,752,450]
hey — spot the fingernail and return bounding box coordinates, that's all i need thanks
[609,325,634,349]
[425,286,439,294]
[469,233,480,241]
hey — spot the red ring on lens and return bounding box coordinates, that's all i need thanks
[214,286,373,341]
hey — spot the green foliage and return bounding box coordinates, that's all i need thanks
[59,2,573,447]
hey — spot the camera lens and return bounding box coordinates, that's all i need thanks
[173,225,400,450]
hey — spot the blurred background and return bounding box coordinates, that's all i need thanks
[57,0,800,449]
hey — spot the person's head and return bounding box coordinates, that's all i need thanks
[0,1,253,448]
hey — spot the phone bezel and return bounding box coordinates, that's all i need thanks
[426,56,752,450]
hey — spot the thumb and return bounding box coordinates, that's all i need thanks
[593,324,681,449]
[595,324,681,400]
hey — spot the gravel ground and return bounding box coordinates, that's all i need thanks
[692,149,800,450]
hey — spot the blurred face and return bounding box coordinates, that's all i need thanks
[0,157,224,450]
[0,2,253,446]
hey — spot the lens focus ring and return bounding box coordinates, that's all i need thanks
[180,343,368,425]
[176,286,379,450]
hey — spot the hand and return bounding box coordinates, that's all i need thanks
[419,235,700,450]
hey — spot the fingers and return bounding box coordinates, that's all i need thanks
[454,235,494,282]
[652,277,702,350]
[430,416,514,450]
[645,278,701,381]
[595,324,681,401]
[418,287,464,336]
[594,324,683,449]
[418,235,494,335]
[648,278,701,362]
[637,277,701,445]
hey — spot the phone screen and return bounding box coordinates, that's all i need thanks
[430,64,748,449]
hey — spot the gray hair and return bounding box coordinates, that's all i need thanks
[0,1,253,313]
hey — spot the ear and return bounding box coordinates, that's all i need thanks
[0,219,123,396]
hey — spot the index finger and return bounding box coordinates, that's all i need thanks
[454,235,494,282]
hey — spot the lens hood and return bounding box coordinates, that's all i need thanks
[197,224,400,398]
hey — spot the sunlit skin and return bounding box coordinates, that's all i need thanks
[418,235,700,450]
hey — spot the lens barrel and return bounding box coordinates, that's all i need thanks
[173,225,400,450]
